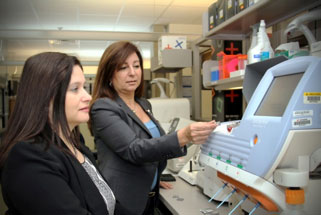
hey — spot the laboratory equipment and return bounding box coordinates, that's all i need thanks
[149,78,174,99]
[166,117,198,173]
[178,145,203,185]
[148,98,195,173]
[284,8,321,57]
[199,165,231,202]
[200,56,321,214]
[199,122,240,202]
[148,98,190,132]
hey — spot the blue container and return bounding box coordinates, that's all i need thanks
[211,70,220,81]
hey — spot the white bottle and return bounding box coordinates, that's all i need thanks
[259,20,274,61]
[249,24,264,64]
[247,25,258,64]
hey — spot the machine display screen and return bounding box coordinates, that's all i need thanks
[255,72,303,116]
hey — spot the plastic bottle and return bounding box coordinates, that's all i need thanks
[259,20,274,61]
[249,24,264,64]
[247,25,258,64]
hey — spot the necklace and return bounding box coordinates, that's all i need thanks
[127,102,136,113]
[131,102,137,113]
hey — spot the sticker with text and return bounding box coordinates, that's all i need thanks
[293,110,313,117]
[304,92,321,104]
[292,118,312,128]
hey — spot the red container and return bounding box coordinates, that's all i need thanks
[217,51,239,79]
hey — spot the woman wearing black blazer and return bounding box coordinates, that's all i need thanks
[0,52,115,215]
[89,41,218,215]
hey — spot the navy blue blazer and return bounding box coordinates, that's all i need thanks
[1,138,109,215]
[90,96,186,215]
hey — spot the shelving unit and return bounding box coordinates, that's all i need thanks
[151,49,192,73]
[191,0,321,120]
[205,0,321,40]
[206,75,244,90]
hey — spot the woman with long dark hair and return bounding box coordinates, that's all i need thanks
[0,52,115,215]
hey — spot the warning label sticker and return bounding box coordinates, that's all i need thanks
[304,92,321,104]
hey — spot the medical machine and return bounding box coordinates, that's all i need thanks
[148,97,191,133]
[173,119,230,202]
[166,117,198,173]
[200,56,321,214]
[176,122,230,201]
[148,97,196,174]
[178,144,203,185]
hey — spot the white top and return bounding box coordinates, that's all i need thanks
[82,156,116,215]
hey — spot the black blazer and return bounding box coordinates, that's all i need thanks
[90,96,186,215]
[1,138,109,215]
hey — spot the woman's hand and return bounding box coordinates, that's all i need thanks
[177,120,218,147]
[159,181,173,189]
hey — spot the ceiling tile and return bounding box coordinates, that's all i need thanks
[121,4,166,18]
[113,25,151,32]
[77,1,123,15]
[161,5,205,24]
[78,14,118,30]
[125,0,173,6]
[0,0,210,62]
[171,0,214,7]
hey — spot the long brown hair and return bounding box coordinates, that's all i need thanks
[91,41,144,102]
[0,52,83,168]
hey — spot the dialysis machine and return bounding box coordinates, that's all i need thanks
[200,56,321,214]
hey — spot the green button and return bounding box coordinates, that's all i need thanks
[237,164,243,169]
[216,155,221,160]
[226,159,231,164]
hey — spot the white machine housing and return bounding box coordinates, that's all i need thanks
[148,98,194,173]
[200,56,321,214]
[166,117,197,173]
[148,98,190,133]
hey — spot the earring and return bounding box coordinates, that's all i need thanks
[109,81,112,87]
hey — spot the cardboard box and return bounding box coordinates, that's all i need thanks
[182,76,192,87]
[202,90,213,121]
[158,36,186,64]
